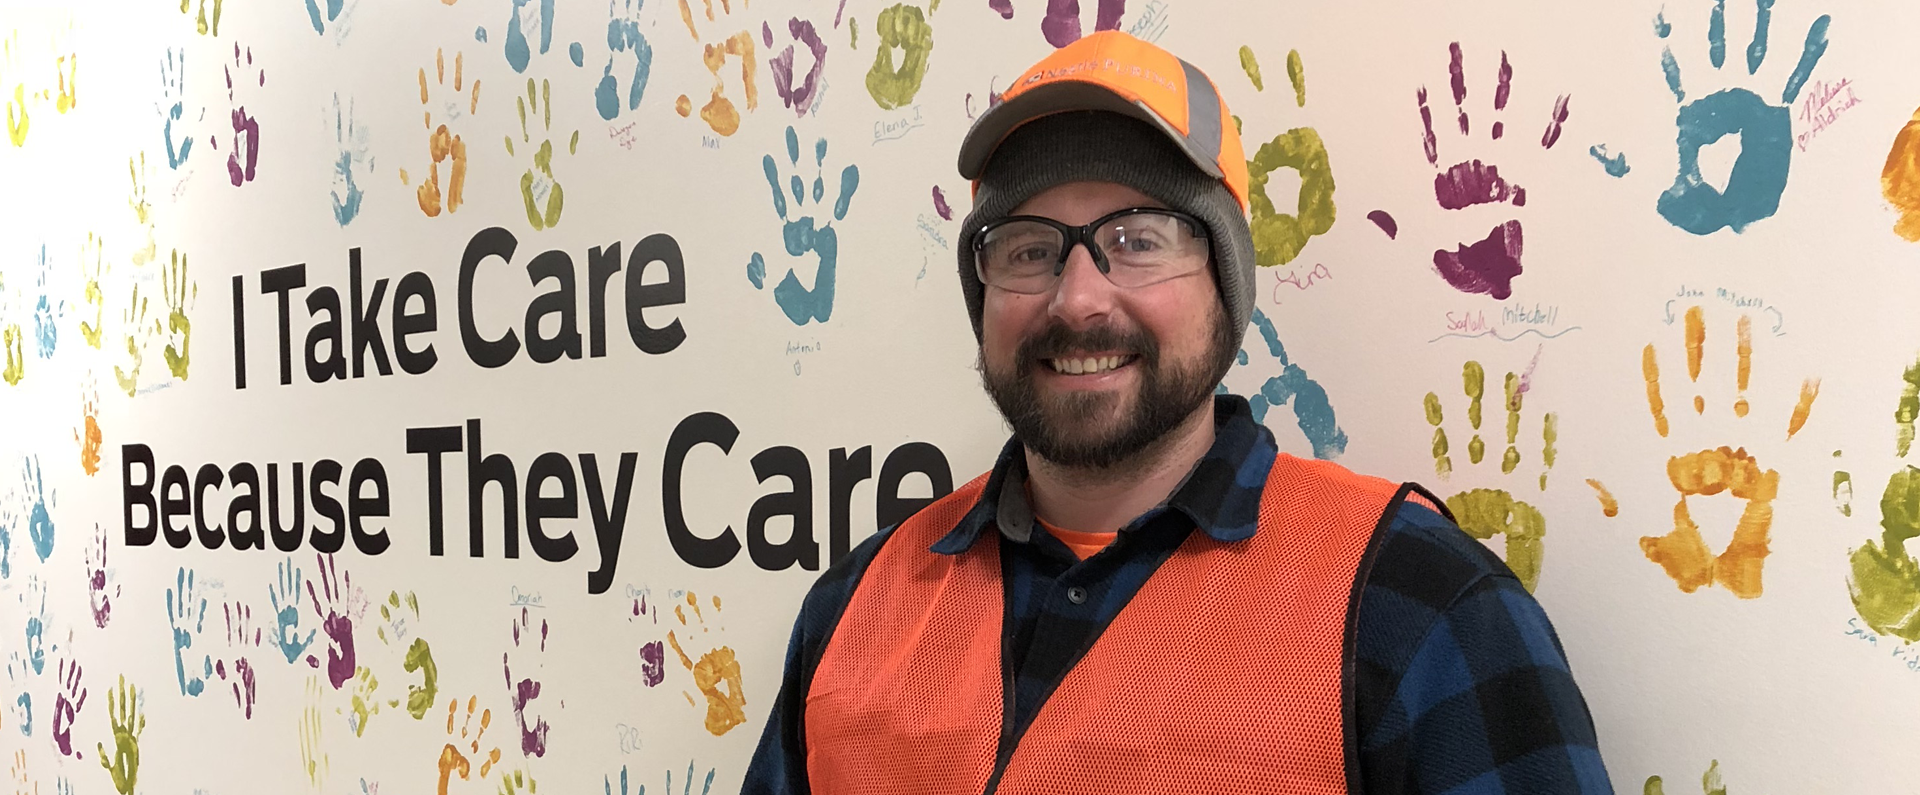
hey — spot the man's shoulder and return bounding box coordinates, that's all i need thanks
[1363,495,1519,612]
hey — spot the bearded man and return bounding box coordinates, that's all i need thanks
[743,31,1611,795]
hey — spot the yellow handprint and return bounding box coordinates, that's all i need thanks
[162,250,194,380]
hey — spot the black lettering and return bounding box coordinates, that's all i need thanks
[876,443,954,530]
[525,452,579,562]
[459,227,521,369]
[267,462,307,552]
[747,446,817,571]
[828,446,873,566]
[407,426,463,556]
[624,234,687,355]
[192,463,225,549]
[161,464,191,549]
[122,444,157,546]
[261,264,307,386]
[586,242,621,358]
[349,458,391,556]
[662,412,741,568]
[349,248,393,378]
[231,274,247,389]
[309,459,346,553]
[525,250,581,363]
[393,272,438,375]
[305,286,347,383]
[466,419,518,558]
[227,462,264,550]
[581,452,637,595]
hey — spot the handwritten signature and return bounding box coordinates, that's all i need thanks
[509,586,544,608]
[1270,263,1331,303]
[1843,617,1920,674]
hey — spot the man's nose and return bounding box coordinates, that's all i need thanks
[1047,243,1117,325]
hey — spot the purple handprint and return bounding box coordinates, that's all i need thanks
[215,601,262,718]
[504,607,550,757]
[86,525,117,628]
[768,18,827,116]
[220,43,265,187]
[306,554,359,689]
[639,641,665,687]
[50,658,84,758]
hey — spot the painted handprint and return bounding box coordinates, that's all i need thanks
[343,666,385,736]
[216,601,262,718]
[300,675,329,790]
[158,48,195,169]
[95,676,142,795]
[865,4,931,110]
[630,589,667,687]
[30,246,61,359]
[5,33,31,147]
[672,0,759,136]
[438,696,501,795]
[667,591,745,736]
[222,43,265,187]
[306,0,357,37]
[504,0,557,73]
[86,525,116,627]
[77,233,107,349]
[128,154,157,267]
[269,556,320,665]
[504,78,576,230]
[1412,44,1568,299]
[1644,759,1729,795]
[1423,357,1559,591]
[307,553,362,689]
[112,285,150,396]
[330,94,372,227]
[50,658,84,758]
[768,17,825,117]
[1633,306,1819,598]
[504,606,550,756]
[597,0,655,120]
[498,767,537,795]
[2,290,23,387]
[1650,4,1830,234]
[1844,355,1920,642]
[1220,308,1348,459]
[379,591,439,719]
[20,456,53,563]
[19,577,48,675]
[1884,107,1920,242]
[406,49,480,218]
[746,125,859,325]
[1235,47,1336,269]
[161,251,194,380]
[166,566,213,696]
[181,0,224,36]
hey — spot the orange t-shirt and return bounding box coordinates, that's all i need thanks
[1037,519,1118,560]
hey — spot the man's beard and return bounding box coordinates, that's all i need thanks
[979,304,1238,470]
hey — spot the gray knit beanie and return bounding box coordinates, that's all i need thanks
[956,110,1255,344]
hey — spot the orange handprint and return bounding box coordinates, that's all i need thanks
[673,0,758,136]
[666,591,745,736]
[405,49,480,217]
[436,696,500,795]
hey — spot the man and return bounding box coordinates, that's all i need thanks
[744,32,1609,795]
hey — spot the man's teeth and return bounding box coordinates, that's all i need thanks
[1050,355,1128,375]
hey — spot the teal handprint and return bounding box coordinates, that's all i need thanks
[22,455,54,562]
[166,567,212,696]
[1652,2,1830,234]
[1221,308,1349,459]
[505,0,556,73]
[270,557,318,665]
[595,0,653,120]
[747,126,860,325]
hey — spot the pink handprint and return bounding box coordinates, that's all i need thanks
[503,607,549,757]
[215,601,262,718]
[221,43,265,187]
[51,658,85,758]
[306,554,360,689]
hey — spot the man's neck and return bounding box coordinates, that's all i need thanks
[1023,402,1217,533]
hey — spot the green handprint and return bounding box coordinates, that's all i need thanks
[78,234,107,349]
[1423,359,1559,592]
[498,767,537,795]
[2,324,21,386]
[504,78,578,231]
[1237,46,1335,267]
[95,676,143,795]
[1644,759,1728,795]
[865,3,932,110]
[162,250,195,380]
[378,591,439,719]
[1847,356,1920,642]
[112,286,150,397]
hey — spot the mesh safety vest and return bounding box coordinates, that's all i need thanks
[804,453,1418,795]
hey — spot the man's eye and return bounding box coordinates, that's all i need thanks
[1010,244,1059,263]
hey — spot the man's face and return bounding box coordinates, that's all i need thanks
[978,180,1235,469]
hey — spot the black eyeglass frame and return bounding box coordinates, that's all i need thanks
[971,207,1213,290]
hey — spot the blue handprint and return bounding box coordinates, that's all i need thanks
[32,245,61,358]
[159,48,194,170]
[1220,308,1349,459]
[330,93,372,227]
[22,455,53,562]
[22,577,47,675]
[166,567,212,696]
[595,0,654,120]
[1653,3,1830,235]
[747,126,860,325]
[668,761,715,795]
[606,765,632,795]
[305,0,346,35]
[270,557,318,664]
[505,0,556,73]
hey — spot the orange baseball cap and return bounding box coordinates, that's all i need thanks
[957,31,1250,215]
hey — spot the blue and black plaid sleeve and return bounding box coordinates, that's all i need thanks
[1352,500,1613,795]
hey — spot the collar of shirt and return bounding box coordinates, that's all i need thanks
[929,393,1279,555]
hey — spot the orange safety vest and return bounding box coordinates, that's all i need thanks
[805,453,1419,795]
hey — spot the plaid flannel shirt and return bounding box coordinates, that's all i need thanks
[743,395,1611,794]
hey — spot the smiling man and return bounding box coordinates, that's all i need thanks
[743,32,1610,795]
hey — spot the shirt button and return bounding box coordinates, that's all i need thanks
[1066,586,1088,605]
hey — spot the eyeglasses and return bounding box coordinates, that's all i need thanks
[972,207,1211,294]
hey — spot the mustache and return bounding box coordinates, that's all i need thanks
[1015,320,1159,364]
